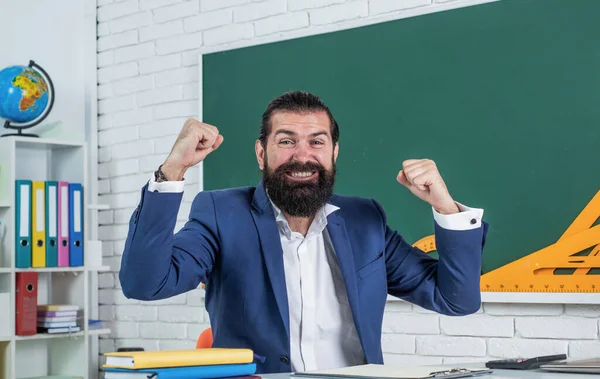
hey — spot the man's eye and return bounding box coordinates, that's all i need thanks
[312,140,324,145]
[279,140,293,145]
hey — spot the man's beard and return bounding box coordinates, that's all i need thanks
[262,156,336,218]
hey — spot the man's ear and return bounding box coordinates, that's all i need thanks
[255,140,265,171]
[333,142,339,162]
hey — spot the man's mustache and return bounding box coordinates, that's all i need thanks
[274,161,325,174]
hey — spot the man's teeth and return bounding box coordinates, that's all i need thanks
[290,171,314,178]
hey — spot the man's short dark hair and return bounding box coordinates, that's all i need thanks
[259,91,340,147]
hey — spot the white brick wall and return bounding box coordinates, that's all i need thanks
[370,0,432,16]
[309,2,369,25]
[96,0,600,369]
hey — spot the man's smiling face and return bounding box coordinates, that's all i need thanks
[256,110,339,217]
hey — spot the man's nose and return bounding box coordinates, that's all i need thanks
[292,142,312,163]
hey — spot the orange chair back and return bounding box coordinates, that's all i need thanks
[196,327,213,348]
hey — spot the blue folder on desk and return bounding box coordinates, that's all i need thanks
[103,362,257,379]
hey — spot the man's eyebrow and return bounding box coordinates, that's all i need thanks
[273,130,330,138]
[274,129,296,136]
[310,131,329,138]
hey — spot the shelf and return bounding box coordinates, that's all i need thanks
[13,266,110,273]
[15,331,84,341]
[8,136,85,150]
[89,328,111,336]
[13,328,111,341]
[15,267,85,273]
[0,117,100,378]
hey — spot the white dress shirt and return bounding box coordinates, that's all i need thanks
[270,200,365,371]
[147,177,484,371]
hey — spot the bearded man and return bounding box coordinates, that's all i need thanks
[120,91,488,374]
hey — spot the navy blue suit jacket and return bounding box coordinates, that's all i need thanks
[120,181,488,373]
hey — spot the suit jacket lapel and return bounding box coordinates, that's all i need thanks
[326,212,365,347]
[250,182,290,339]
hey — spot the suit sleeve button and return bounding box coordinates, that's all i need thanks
[280,355,290,364]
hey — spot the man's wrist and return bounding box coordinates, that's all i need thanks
[157,162,186,181]
[433,201,460,215]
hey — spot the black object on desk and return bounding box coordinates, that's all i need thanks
[116,347,145,352]
[485,354,567,370]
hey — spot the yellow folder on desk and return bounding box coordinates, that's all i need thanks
[103,348,254,369]
[31,181,46,267]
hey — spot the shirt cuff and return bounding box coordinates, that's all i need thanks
[432,201,484,231]
[147,174,185,193]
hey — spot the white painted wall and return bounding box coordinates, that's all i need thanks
[95,0,600,369]
[0,0,90,142]
[0,0,98,241]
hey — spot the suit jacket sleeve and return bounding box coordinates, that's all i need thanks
[374,199,489,315]
[119,185,220,300]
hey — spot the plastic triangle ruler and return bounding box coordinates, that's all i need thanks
[480,190,600,292]
[412,190,600,293]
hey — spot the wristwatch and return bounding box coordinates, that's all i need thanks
[154,165,169,182]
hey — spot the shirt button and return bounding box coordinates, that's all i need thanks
[280,355,290,365]
[470,218,477,225]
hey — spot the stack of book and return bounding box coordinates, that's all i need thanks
[103,348,258,379]
[37,304,81,334]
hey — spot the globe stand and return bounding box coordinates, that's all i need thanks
[2,120,40,137]
[1,60,55,138]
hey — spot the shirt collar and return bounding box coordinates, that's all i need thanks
[268,195,339,239]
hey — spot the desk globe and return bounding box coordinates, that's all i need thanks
[0,60,55,137]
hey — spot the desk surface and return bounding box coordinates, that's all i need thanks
[259,364,599,379]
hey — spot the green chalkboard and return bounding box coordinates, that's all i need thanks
[202,0,600,274]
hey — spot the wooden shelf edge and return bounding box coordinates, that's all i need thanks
[9,136,85,148]
[8,266,109,273]
[15,331,84,341]
[15,267,85,273]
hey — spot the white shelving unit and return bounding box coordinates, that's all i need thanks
[0,136,110,379]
